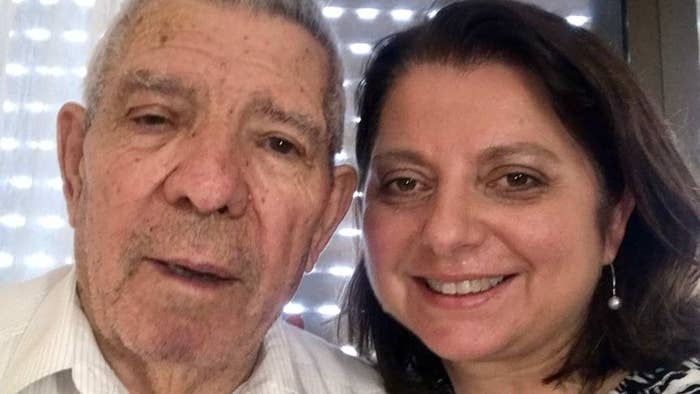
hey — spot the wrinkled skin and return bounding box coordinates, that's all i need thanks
[57,1,356,392]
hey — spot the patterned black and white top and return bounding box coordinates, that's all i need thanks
[611,358,700,393]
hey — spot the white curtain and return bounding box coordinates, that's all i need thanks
[0,0,126,284]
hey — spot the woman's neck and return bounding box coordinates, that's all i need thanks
[442,326,625,394]
[445,353,626,394]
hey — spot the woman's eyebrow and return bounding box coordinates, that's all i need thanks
[477,142,561,164]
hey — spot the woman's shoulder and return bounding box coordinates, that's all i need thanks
[611,358,700,394]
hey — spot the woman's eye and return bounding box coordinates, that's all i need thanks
[495,172,543,192]
[505,172,531,187]
[267,136,299,156]
[391,177,418,192]
[381,176,427,197]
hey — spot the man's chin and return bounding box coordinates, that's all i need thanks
[116,312,232,366]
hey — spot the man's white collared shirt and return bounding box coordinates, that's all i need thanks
[0,266,385,394]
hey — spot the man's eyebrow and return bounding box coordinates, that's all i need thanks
[116,69,198,101]
[244,95,323,142]
[477,142,561,164]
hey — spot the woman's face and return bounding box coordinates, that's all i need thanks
[362,63,630,368]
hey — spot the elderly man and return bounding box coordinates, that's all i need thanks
[0,0,384,393]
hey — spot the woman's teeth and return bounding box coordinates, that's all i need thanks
[425,276,505,295]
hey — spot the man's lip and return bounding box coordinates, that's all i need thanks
[148,258,236,280]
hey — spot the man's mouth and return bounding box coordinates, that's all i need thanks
[151,259,235,285]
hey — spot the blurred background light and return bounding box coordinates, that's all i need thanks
[390,9,414,22]
[283,302,307,314]
[356,8,380,20]
[338,227,362,237]
[35,65,66,76]
[0,138,20,151]
[322,6,345,19]
[0,214,27,229]
[24,252,56,268]
[8,176,33,190]
[317,304,341,317]
[328,265,354,277]
[348,42,372,55]
[24,28,51,41]
[62,30,88,43]
[73,0,95,7]
[566,14,590,26]
[340,345,358,357]
[0,252,14,268]
[6,63,29,76]
[3,101,19,113]
[26,139,56,151]
[24,102,49,113]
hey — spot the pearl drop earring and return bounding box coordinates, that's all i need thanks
[607,263,622,310]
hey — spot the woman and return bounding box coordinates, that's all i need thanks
[344,1,700,393]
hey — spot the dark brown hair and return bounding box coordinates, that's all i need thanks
[343,1,700,393]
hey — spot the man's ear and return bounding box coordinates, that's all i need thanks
[305,164,358,272]
[57,103,87,228]
[602,191,636,265]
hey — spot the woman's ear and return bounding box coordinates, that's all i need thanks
[57,103,87,227]
[602,191,636,265]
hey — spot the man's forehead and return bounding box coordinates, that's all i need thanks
[128,0,315,44]
[119,0,330,83]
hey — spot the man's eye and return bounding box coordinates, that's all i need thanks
[267,136,299,155]
[133,114,169,126]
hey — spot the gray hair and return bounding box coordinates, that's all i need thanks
[83,0,345,154]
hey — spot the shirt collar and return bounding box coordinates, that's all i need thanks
[6,267,309,394]
[233,319,298,393]
[5,266,127,394]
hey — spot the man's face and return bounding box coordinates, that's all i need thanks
[57,0,354,367]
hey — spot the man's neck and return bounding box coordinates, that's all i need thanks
[95,332,260,394]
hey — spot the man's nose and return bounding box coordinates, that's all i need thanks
[162,132,249,218]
